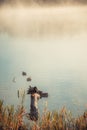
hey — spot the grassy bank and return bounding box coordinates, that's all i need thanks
[0,100,87,130]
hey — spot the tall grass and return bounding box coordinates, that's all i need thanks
[0,99,87,130]
[0,90,27,130]
[31,106,87,130]
[0,100,27,130]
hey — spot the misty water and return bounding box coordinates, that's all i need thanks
[0,6,87,116]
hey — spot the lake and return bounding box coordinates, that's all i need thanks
[0,6,87,116]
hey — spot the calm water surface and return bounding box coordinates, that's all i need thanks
[0,6,87,116]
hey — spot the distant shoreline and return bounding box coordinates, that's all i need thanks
[0,1,87,8]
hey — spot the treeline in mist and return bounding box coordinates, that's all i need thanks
[0,0,87,6]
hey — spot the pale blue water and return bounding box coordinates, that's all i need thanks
[0,7,87,117]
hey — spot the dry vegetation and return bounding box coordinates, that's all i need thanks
[0,99,87,130]
[0,100,27,130]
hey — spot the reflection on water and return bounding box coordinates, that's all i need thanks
[0,6,87,116]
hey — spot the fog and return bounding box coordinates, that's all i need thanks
[0,6,87,38]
